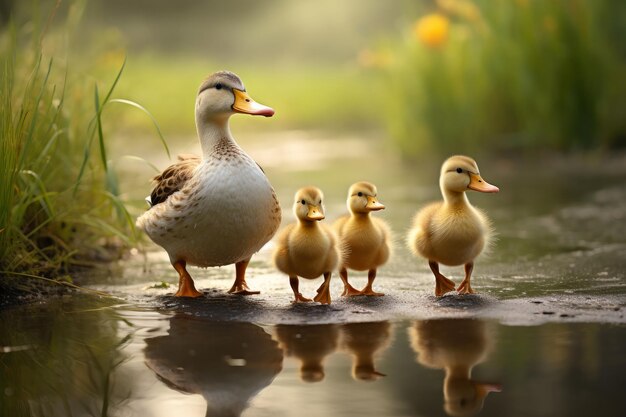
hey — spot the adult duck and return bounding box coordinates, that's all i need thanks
[136,71,281,297]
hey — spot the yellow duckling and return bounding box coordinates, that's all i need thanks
[273,187,342,305]
[136,71,281,298]
[409,319,502,417]
[333,182,392,296]
[407,156,499,296]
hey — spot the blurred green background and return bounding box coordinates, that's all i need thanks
[1,0,625,277]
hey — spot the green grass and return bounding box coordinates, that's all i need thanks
[0,3,164,282]
[381,0,626,157]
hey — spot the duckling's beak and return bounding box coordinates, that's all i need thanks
[232,89,275,117]
[366,196,385,211]
[468,173,499,193]
[475,382,503,397]
[307,205,325,221]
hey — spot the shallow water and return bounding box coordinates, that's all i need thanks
[2,134,626,416]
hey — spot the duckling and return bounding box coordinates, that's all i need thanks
[409,319,502,417]
[274,324,339,383]
[340,321,391,381]
[136,71,281,298]
[273,187,342,305]
[333,182,392,296]
[407,156,498,296]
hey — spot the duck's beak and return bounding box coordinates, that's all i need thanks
[306,205,325,221]
[475,382,503,397]
[366,196,385,211]
[468,172,499,193]
[232,89,275,117]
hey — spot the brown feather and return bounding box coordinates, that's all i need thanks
[149,155,201,206]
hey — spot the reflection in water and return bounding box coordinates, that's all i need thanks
[274,324,339,382]
[409,319,502,417]
[144,314,283,417]
[340,321,392,381]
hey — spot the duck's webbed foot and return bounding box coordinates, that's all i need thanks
[429,261,456,297]
[290,276,312,302]
[457,262,476,295]
[313,272,332,305]
[228,258,260,295]
[360,269,384,296]
[173,260,203,298]
[340,268,362,297]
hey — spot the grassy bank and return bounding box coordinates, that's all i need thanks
[380,0,626,157]
[0,2,157,286]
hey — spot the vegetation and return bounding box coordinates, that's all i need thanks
[379,0,626,157]
[0,2,164,283]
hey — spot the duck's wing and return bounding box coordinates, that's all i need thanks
[148,154,201,206]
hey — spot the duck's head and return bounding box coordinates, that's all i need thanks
[347,181,385,214]
[196,70,274,123]
[294,187,325,222]
[444,378,502,417]
[440,156,499,195]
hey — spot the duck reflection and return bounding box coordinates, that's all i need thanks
[409,319,501,417]
[340,321,392,381]
[144,314,283,417]
[274,324,339,382]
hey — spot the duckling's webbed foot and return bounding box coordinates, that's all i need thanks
[290,276,312,302]
[429,261,456,297]
[228,258,260,295]
[457,262,475,295]
[173,260,203,298]
[313,272,332,305]
[339,267,362,297]
[360,269,384,296]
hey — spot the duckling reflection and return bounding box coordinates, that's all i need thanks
[409,319,501,417]
[144,314,283,417]
[340,321,392,381]
[274,324,339,383]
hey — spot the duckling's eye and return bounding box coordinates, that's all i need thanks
[301,200,306,205]
[456,168,463,174]
[215,83,223,90]
[358,192,363,197]
[319,200,322,204]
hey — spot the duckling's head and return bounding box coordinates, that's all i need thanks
[196,70,274,123]
[294,187,325,222]
[444,378,502,417]
[440,156,499,195]
[347,181,385,214]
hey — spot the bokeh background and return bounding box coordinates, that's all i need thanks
[1,0,625,274]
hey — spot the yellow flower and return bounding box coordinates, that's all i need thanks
[414,13,450,48]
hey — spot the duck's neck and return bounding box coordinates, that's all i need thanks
[442,188,470,208]
[297,220,321,230]
[350,211,371,222]
[445,364,471,380]
[196,114,236,159]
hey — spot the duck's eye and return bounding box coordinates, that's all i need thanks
[456,168,463,174]
[215,83,223,90]
[319,200,322,204]
[301,199,306,205]
[358,192,363,197]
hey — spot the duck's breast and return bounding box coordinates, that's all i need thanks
[142,154,281,266]
[430,206,486,266]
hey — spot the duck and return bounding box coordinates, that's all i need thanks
[333,182,391,296]
[136,71,281,297]
[144,314,283,417]
[407,156,498,296]
[272,186,342,305]
[409,319,502,416]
